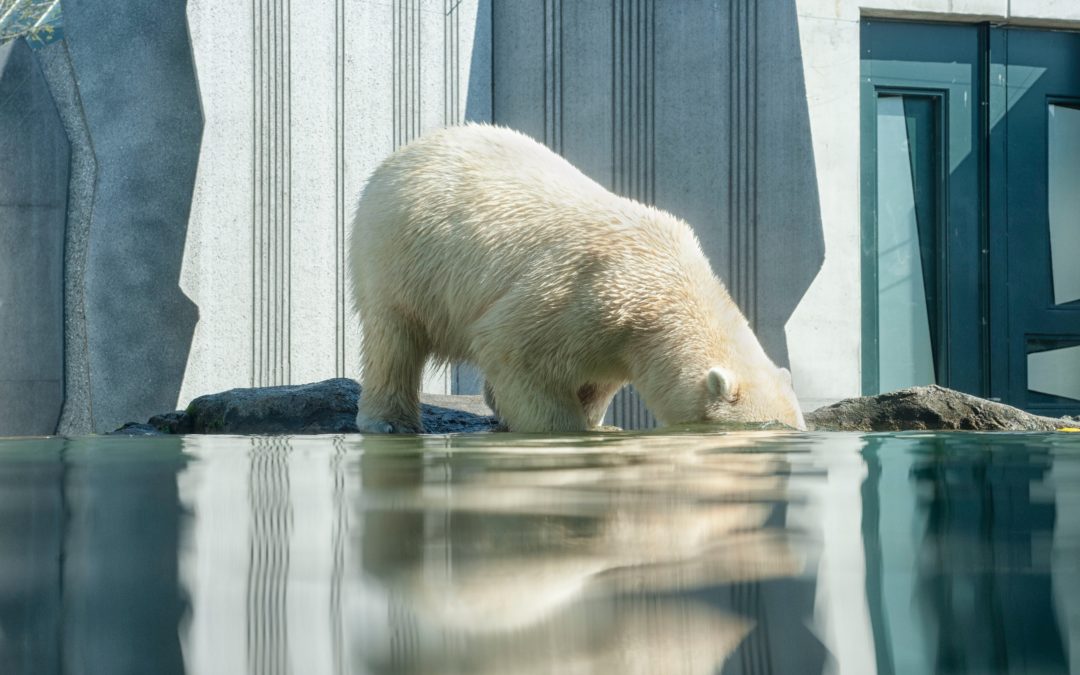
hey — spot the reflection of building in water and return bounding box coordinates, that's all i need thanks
[180,436,352,675]
[3,434,1077,673]
[178,433,833,674]
[861,436,1073,674]
[0,439,64,673]
[1050,439,1080,675]
[0,437,189,674]
[246,437,293,675]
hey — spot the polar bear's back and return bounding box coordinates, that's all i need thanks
[350,124,714,364]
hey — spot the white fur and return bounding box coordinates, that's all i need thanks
[349,124,806,432]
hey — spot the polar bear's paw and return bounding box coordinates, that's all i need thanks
[356,413,424,434]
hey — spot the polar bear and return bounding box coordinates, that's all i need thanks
[349,124,805,433]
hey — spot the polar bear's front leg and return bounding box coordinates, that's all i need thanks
[482,380,510,431]
[357,311,427,433]
[578,382,622,429]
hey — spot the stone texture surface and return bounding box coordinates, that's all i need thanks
[0,40,69,436]
[116,379,499,435]
[806,385,1075,432]
[62,0,202,433]
[35,40,97,435]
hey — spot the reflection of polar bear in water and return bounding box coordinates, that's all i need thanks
[347,434,806,674]
[350,124,805,433]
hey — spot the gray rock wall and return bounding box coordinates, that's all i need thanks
[61,0,203,433]
[36,39,97,436]
[0,40,68,436]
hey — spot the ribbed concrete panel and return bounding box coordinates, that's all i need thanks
[62,0,203,433]
[0,39,68,436]
[494,0,823,429]
[609,0,658,429]
[181,0,492,407]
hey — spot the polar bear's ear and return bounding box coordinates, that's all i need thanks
[779,367,793,385]
[707,367,737,401]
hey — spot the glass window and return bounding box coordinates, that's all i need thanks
[1028,338,1080,403]
[875,94,941,391]
[1047,102,1080,306]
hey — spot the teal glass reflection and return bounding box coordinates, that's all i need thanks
[1028,339,1080,403]
[1048,103,1080,306]
[876,94,939,391]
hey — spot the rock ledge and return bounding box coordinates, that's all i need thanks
[111,378,498,435]
[806,385,1074,432]
[110,381,1076,435]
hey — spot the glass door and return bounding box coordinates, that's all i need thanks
[997,29,1080,416]
[861,21,985,396]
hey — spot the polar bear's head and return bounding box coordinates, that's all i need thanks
[640,357,806,431]
[697,365,806,431]
[636,316,808,431]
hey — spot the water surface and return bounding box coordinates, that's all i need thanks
[1,431,1078,674]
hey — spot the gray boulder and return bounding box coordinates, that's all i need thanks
[109,422,167,436]
[114,378,499,435]
[806,384,1074,432]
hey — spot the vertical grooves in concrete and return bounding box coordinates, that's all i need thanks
[543,0,562,152]
[335,0,346,378]
[253,0,291,387]
[329,440,347,674]
[393,0,422,149]
[444,0,461,126]
[612,0,653,203]
[609,0,657,430]
[728,0,758,326]
[37,41,97,435]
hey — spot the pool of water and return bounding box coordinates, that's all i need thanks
[1,431,1078,674]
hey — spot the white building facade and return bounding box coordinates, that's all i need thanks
[1,0,1078,433]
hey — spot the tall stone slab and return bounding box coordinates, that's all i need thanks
[35,39,99,436]
[61,0,203,432]
[0,40,69,436]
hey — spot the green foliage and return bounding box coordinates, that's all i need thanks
[0,0,64,49]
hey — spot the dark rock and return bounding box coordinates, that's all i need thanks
[806,385,1072,432]
[108,422,166,436]
[419,398,501,433]
[148,410,192,434]
[182,378,362,434]
[115,378,500,435]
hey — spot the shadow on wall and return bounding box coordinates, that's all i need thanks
[60,0,203,433]
[0,40,69,436]
[489,0,824,369]
[451,0,495,395]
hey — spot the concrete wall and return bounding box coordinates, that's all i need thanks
[0,40,68,436]
[6,0,1080,432]
[491,1,826,425]
[179,0,492,424]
